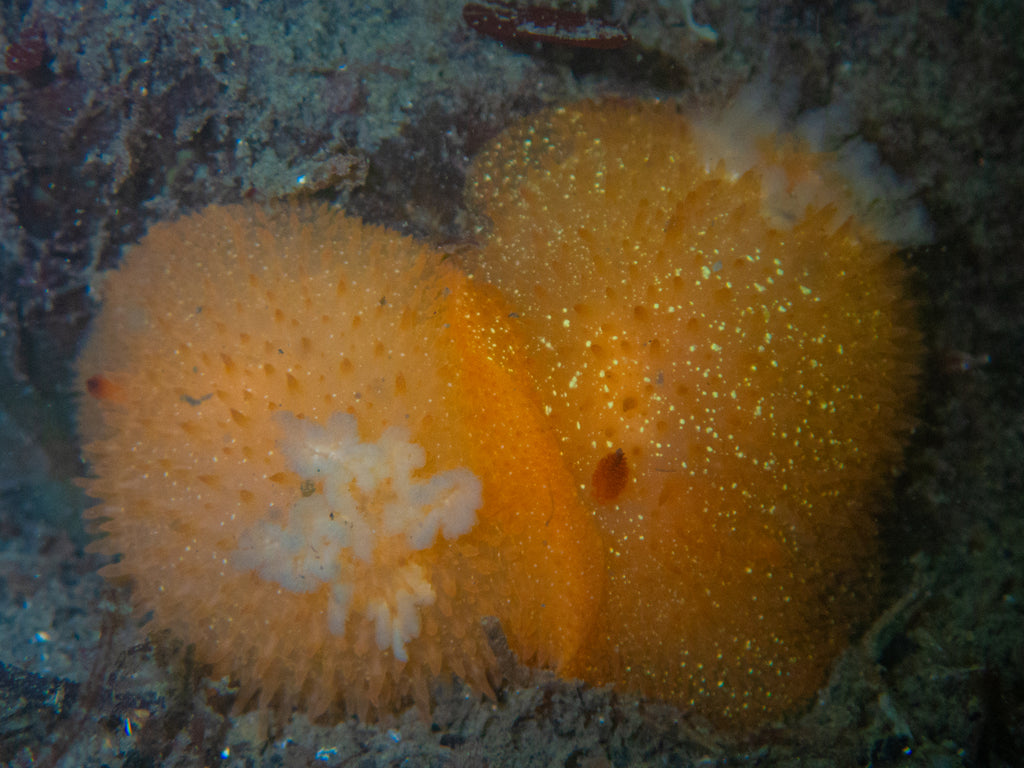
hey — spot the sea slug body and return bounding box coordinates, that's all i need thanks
[77,205,602,720]
[463,99,922,724]
[77,97,923,729]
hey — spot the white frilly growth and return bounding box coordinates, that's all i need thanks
[687,80,932,247]
[232,411,483,662]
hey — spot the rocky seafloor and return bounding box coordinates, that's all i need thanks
[1,1,1022,766]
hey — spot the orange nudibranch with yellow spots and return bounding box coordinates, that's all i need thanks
[462,99,922,724]
[77,98,922,728]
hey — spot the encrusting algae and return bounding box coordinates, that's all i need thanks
[77,98,923,728]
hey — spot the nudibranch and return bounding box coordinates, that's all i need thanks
[463,99,923,724]
[76,205,603,719]
[77,96,925,729]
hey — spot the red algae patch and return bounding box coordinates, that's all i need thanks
[464,100,922,725]
[76,204,603,720]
